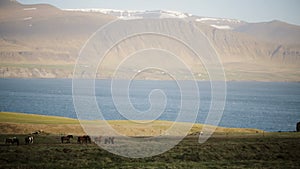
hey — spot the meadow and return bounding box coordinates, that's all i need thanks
[0,112,299,169]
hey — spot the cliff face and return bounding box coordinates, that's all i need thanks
[201,24,300,66]
[0,0,299,81]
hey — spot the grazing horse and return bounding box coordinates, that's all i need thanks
[5,137,19,145]
[104,137,115,144]
[77,135,91,144]
[94,136,102,144]
[61,135,73,143]
[25,136,34,144]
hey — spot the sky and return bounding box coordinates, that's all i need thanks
[17,0,300,25]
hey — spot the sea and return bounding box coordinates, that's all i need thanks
[0,78,299,132]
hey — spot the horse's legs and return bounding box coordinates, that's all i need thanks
[110,137,114,144]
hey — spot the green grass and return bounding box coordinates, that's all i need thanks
[0,112,79,124]
[0,112,264,139]
[0,133,299,169]
[0,112,299,168]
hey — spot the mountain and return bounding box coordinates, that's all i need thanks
[235,20,300,45]
[0,0,115,78]
[65,8,245,29]
[0,0,299,81]
[64,8,191,19]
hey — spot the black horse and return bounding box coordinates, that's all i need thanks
[5,137,19,145]
[61,135,73,143]
[104,137,115,144]
[77,135,91,144]
[25,136,34,144]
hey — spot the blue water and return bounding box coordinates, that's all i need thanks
[0,78,299,132]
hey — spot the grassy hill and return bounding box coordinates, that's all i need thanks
[0,112,263,136]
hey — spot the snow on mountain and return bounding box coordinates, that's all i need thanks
[195,17,241,23]
[162,10,189,18]
[210,24,232,30]
[64,8,145,14]
[63,8,245,29]
[195,17,245,30]
[63,8,191,20]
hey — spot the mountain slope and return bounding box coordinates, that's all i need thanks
[0,0,114,64]
[0,0,299,81]
[235,20,300,45]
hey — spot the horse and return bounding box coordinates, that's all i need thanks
[25,136,34,144]
[61,135,73,143]
[93,136,102,144]
[77,135,91,144]
[5,137,19,145]
[104,137,115,144]
[31,130,41,135]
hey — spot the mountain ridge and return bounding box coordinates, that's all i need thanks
[0,0,299,81]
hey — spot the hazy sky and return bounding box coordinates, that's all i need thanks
[17,0,300,25]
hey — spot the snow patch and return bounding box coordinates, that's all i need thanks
[196,17,241,23]
[23,17,32,21]
[196,17,219,22]
[23,8,36,11]
[210,24,232,30]
[64,8,145,14]
[63,8,190,20]
[163,10,188,18]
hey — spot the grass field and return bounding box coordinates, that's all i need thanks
[0,112,263,136]
[0,133,299,169]
[0,112,299,168]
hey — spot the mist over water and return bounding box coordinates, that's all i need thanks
[0,78,299,132]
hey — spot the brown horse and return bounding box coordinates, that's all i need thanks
[5,137,19,145]
[77,135,91,144]
[61,135,73,143]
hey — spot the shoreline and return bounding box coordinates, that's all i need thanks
[0,77,300,82]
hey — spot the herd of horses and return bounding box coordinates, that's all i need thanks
[61,135,92,144]
[5,135,114,145]
[5,136,33,145]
